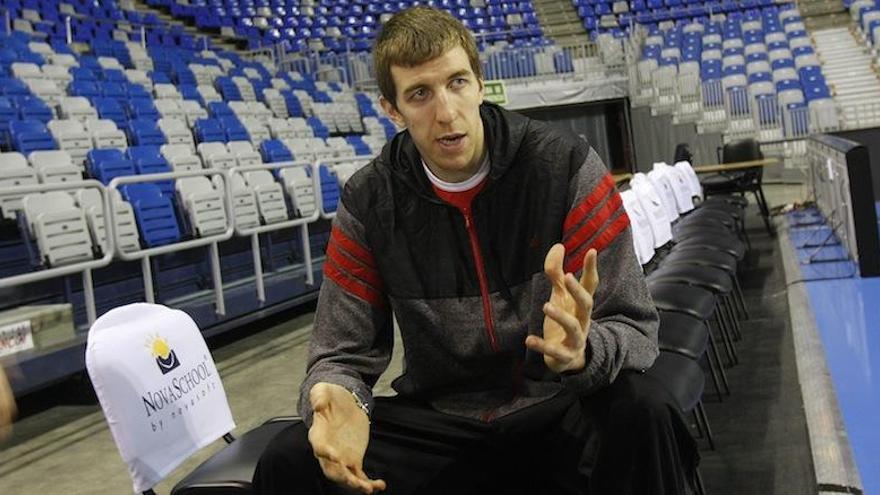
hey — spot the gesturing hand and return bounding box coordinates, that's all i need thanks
[525,244,600,374]
[308,383,386,494]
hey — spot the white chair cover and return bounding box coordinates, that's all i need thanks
[86,303,235,494]
[630,173,673,247]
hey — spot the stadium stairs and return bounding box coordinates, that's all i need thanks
[533,0,591,45]
[813,26,880,128]
[127,0,249,52]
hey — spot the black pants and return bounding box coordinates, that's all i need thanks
[253,371,698,495]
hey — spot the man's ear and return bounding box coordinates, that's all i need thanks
[379,95,406,128]
[478,78,485,100]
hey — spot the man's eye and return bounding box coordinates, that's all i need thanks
[411,89,427,100]
[451,78,468,87]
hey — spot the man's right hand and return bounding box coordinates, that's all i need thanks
[308,382,386,494]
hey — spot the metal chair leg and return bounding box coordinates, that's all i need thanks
[733,274,750,320]
[713,308,738,366]
[695,467,707,495]
[696,400,716,450]
[703,352,724,402]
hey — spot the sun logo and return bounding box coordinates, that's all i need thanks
[146,334,180,375]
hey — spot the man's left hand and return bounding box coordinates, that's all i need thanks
[525,244,599,374]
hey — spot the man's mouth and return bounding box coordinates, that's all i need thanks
[438,133,466,146]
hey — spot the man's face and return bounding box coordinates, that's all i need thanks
[380,46,485,183]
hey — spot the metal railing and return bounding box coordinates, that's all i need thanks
[0,180,114,325]
[107,170,235,316]
[313,156,371,220]
[229,161,321,303]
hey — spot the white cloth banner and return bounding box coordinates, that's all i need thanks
[86,303,235,494]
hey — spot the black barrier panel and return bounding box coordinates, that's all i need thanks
[812,134,880,277]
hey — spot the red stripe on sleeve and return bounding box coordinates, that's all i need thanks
[563,193,622,254]
[563,174,615,233]
[324,257,386,308]
[563,211,631,273]
[331,226,376,270]
[327,241,384,292]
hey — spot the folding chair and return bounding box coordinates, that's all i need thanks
[86,303,299,495]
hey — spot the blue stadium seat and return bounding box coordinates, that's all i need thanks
[745,52,768,63]
[804,83,831,101]
[379,118,398,141]
[259,139,294,163]
[207,101,234,118]
[69,80,101,99]
[127,119,166,146]
[149,71,172,84]
[771,58,795,70]
[92,97,127,127]
[0,77,30,97]
[127,84,153,102]
[14,96,53,123]
[71,67,97,81]
[103,69,127,83]
[128,100,161,120]
[0,96,16,146]
[194,118,226,143]
[87,149,137,185]
[345,136,372,156]
[219,116,249,141]
[119,183,181,247]
[307,117,330,139]
[102,82,127,100]
[10,120,56,154]
[126,145,174,196]
[319,165,340,213]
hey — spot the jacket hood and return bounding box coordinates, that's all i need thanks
[378,102,531,200]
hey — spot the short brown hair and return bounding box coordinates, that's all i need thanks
[373,6,482,105]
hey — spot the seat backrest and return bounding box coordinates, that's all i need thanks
[673,160,704,201]
[652,162,694,213]
[629,173,673,248]
[86,303,234,494]
[646,168,681,221]
[619,189,656,266]
[722,138,763,163]
[120,183,182,246]
[22,191,94,266]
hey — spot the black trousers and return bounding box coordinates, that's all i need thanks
[253,371,698,495]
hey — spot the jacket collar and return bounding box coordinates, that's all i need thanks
[380,102,530,200]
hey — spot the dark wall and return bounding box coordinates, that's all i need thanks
[830,128,880,201]
[517,98,633,174]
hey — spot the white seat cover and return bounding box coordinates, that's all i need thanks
[652,162,694,213]
[629,173,673,247]
[673,160,704,201]
[620,189,656,266]
[86,303,234,494]
[646,168,681,221]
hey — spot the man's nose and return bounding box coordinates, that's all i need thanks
[435,90,455,124]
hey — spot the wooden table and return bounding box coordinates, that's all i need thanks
[692,157,780,174]
[612,173,632,183]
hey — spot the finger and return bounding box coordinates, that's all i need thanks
[565,273,594,328]
[544,243,566,287]
[525,335,570,362]
[343,466,378,494]
[320,459,371,494]
[580,248,599,296]
[544,303,585,342]
[317,457,350,486]
[354,466,387,492]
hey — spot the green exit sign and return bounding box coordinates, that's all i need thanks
[483,80,507,105]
